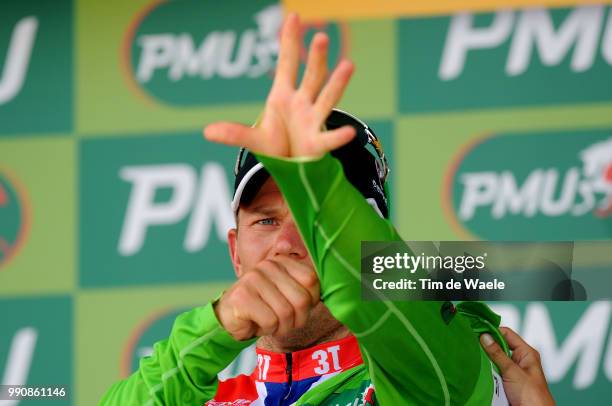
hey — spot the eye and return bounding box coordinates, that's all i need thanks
[257,218,276,226]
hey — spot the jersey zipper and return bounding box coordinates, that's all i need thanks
[281,352,293,404]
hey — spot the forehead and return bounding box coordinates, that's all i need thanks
[239,177,287,215]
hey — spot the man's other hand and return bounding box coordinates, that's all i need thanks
[480,327,555,406]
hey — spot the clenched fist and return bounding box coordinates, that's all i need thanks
[214,256,320,341]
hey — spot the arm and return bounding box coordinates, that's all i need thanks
[99,302,253,405]
[258,152,494,406]
[204,13,505,405]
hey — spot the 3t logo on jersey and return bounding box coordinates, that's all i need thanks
[445,130,612,240]
[257,354,271,380]
[123,0,348,106]
[312,345,341,375]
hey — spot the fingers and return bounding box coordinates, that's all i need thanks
[298,32,329,101]
[236,293,277,338]
[273,13,300,89]
[246,271,296,336]
[204,122,259,148]
[482,331,556,406]
[215,283,271,340]
[222,270,294,338]
[480,333,516,376]
[500,326,530,350]
[501,327,544,375]
[258,260,315,329]
[272,256,320,305]
[216,258,320,340]
[321,125,356,152]
[502,326,535,365]
[314,59,354,119]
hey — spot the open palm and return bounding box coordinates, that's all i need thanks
[204,13,356,158]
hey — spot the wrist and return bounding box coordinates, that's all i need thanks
[212,292,230,330]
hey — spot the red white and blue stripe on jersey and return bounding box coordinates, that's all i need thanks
[205,335,364,406]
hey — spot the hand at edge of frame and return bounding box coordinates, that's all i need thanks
[481,327,556,406]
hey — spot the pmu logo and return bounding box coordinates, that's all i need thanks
[122,0,348,106]
[1,327,38,390]
[399,6,612,113]
[0,16,38,106]
[118,163,234,256]
[445,131,612,240]
[0,170,30,269]
[439,5,612,81]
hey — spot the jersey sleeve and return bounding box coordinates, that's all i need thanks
[257,152,500,406]
[99,301,254,406]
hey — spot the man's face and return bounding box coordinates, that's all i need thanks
[227,177,344,349]
[230,177,310,269]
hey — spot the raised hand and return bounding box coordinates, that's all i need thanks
[204,13,356,158]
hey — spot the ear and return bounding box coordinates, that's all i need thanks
[227,227,242,277]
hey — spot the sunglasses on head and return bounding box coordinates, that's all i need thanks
[233,109,390,186]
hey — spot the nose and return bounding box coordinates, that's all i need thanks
[273,218,308,259]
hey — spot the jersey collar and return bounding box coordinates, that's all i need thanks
[254,334,363,383]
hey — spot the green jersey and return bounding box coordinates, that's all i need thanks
[100,153,509,405]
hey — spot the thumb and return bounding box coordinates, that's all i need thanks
[204,122,259,149]
[480,333,515,375]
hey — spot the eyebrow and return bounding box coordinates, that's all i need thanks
[242,204,281,218]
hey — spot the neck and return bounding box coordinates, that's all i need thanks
[256,325,351,353]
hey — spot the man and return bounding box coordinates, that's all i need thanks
[101,107,505,405]
[101,13,552,405]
